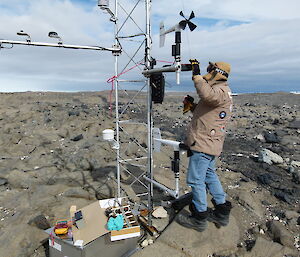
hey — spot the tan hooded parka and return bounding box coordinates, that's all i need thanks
[185,64,233,157]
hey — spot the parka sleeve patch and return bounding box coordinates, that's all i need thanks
[219,111,227,119]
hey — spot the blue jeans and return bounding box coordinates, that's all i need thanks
[187,151,226,212]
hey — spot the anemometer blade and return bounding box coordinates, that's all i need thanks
[189,11,195,20]
[188,22,197,31]
[179,11,185,18]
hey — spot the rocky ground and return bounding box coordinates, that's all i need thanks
[0,91,299,257]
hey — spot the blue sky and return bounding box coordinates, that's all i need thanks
[0,0,300,93]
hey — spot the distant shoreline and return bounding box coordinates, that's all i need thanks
[0,90,299,95]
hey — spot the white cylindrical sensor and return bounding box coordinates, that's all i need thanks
[102,129,114,141]
[98,0,109,8]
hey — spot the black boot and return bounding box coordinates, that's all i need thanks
[176,203,208,232]
[208,200,232,227]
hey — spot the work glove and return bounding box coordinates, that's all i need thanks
[189,59,201,76]
[183,95,196,114]
[179,143,194,157]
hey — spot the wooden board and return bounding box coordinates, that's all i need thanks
[72,201,109,246]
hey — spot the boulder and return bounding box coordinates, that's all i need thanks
[258,149,284,165]
[291,161,300,168]
[266,220,295,248]
[291,171,300,184]
[28,214,51,230]
[285,210,299,220]
[243,237,297,257]
[273,191,292,204]
[136,209,240,257]
[0,178,8,186]
[263,131,280,143]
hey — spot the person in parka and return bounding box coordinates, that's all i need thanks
[177,60,233,232]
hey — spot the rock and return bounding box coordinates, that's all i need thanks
[263,131,280,143]
[291,161,300,168]
[266,221,295,248]
[261,200,270,206]
[141,239,149,248]
[243,237,297,257]
[273,191,292,204]
[28,214,51,230]
[150,210,240,257]
[0,178,8,186]
[68,111,80,116]
[258,149,284,165]
[240,177,250,183]
[288,120,300,129]
[288,166,295,174]
[63,187,91,200]
[140,238,154,248]
[152,206,168,219]
[71,134,84,141]
[291,171,300,184]
[285,210,299,220]
[257,173,275,185]
[254,134,265,142]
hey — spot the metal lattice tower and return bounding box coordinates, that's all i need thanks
[112,0,154,215]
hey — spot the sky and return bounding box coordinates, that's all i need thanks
[0,0,300,93]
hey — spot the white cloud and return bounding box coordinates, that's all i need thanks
[153,0,300,22]
[0,0,299,93]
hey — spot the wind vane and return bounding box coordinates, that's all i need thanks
[143,11,197,85]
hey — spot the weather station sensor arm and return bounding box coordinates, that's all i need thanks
[0,39,121,52]
[142,65,180,76]
[0,30,121,53]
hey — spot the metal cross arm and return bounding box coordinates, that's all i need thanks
[142,64,180,76]
[142,63,192,84]
[0,39,122,53]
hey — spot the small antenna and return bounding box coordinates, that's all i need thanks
[17,30,31,42]
[48,31,63,45]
